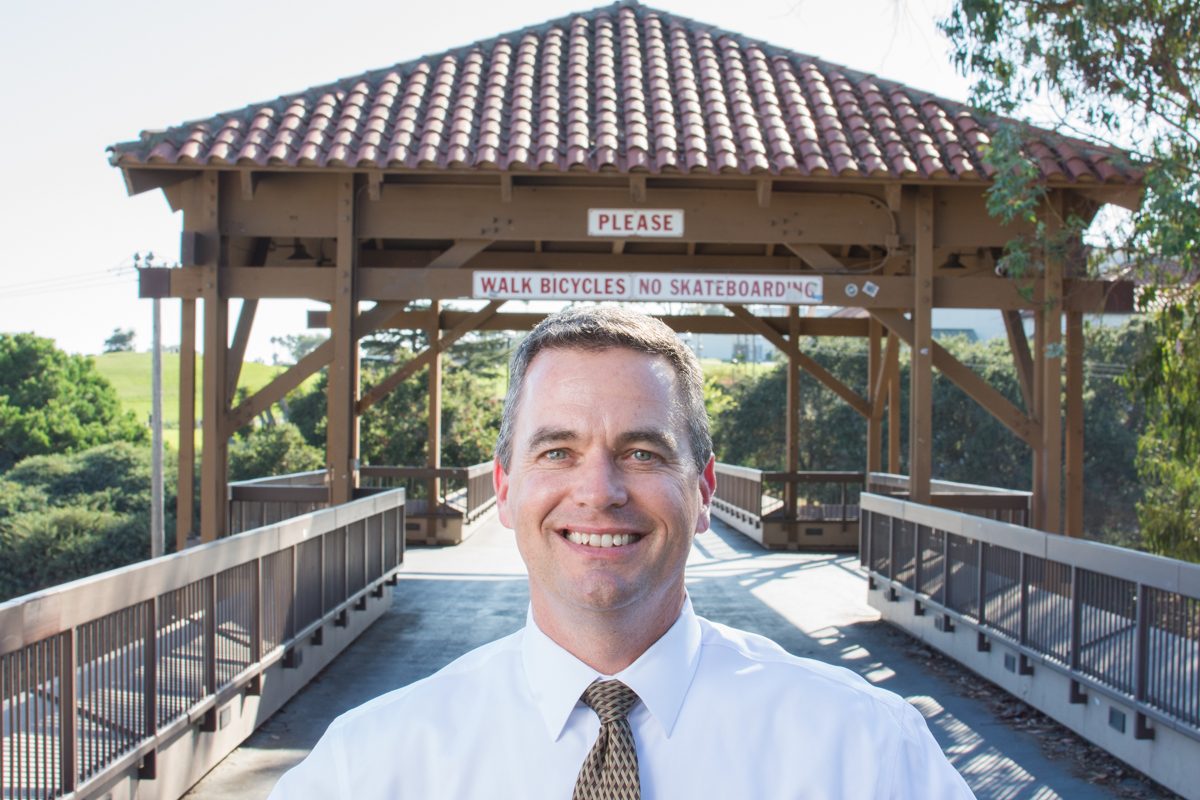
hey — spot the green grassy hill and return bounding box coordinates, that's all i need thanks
[93,352,298,449]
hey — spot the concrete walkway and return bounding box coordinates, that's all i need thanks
[188,515,1120,799]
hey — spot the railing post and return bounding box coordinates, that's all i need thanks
[144,597,157,738]
[202,575,217,731]
[976,540,990,651]
[1017,553,1033,674]
[1069,566,1087,703]
[252,558,263,665]
[60,630,77,792]
[1134,583,1155,739]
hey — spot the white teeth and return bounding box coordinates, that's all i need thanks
[564,531,640,548]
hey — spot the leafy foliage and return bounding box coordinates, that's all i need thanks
[710,326,1145,543]
[942,0,1200,559]
[0,333,147,471]
[0,442,176,599]
[103,328,135,353]
[228,423,324,482]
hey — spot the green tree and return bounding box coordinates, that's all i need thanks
[942,0,1200,559]
[103,327,136,353]
[228,422,324,482]
[0,442,178,599]
[0,333,146,471]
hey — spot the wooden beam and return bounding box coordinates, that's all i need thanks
[367,171,383,201]
[227,300,412,430]
[885,184,902,212]
[871,331,895,420]
[226,299,258,408]
[1041,196,1066,533]
[353,185,896,245]
[239,170,258,201]
[198,172,227,541]
[427,239,493,269]
[786,243,844,271]
[872,309,1038,447]
[500,173,512,203]
[1002,309,1036,413]
[756,178,772,208]
[867,318,883,473]
[785,307,800,521]
[176,299,196,551]
[910,187,935,503]
[1065,310,1085,537]
[630,175,647,203]
[327,176,360,505]
[356,300,504,413]
[727,304,870,417]
[427,301,443,510]
[225,237,270,407]
[613,240,626,255]
[887,331,901,474]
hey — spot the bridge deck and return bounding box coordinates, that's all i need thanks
[186,516,1127,800]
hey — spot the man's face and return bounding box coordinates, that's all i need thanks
[495,347,715,634]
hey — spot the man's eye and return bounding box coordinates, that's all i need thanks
[544,448,568,461]
[630,449,656,462]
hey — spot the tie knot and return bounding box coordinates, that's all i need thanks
[581,680,640,724]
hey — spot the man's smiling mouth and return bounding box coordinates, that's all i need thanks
[562,530,643,548]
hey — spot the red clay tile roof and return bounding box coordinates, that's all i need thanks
[108,2,1141,184]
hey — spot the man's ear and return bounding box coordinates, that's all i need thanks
[694,455,717,534]
[494,457,513,529]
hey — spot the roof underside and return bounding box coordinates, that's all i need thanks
[109,2,1140,185]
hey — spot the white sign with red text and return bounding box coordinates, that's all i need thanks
[473,271,824,304]
[587,208,684,238]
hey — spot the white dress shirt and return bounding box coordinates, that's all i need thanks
[269,597,975,799]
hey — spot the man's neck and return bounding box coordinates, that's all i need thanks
[531,592,685,675]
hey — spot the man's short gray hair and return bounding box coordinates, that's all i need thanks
[494,306,712,473]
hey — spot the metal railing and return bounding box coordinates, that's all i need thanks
[360,461,496,523]
[712,464,864,524]
[228,470,327,533]
[867,472,1032,527]
[229,462,496,537]
[1,490,405,799]
[860,492,1200,742]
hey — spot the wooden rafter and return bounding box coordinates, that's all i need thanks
[428,239,493,269]
[725,304,870,417]
[356,300,504,413]
[226,300,409,430]
[786,243,844,271]
[1002,309,1035,413]
[871,309,1038,447]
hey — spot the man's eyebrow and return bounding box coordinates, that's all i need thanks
[526,427,579,450]
[616,429,679,454]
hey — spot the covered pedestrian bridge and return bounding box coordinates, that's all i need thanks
[3,3,1197,799]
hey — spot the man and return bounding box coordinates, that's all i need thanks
[270,306,975,799]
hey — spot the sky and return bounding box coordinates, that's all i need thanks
[0,0,972,362]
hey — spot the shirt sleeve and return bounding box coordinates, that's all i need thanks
[887,702,978,800]
[266,720,349,800]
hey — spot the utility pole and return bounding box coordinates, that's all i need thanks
[138,252,165,558]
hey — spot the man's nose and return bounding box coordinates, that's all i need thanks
[571,454,629,509]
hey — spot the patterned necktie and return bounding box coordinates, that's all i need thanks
[572,680,641,800]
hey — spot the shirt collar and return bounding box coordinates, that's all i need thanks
[521,596,703,742]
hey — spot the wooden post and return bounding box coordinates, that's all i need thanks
[427,300,443,515]
[328,176,360,505]
[867,318,883,475]
[1065,312,1084,537]
[784,307,801,523]
[198,172,227,542]
[1041,195,1065,533]
[887,332,901,474]
[177,298,196,551]
[1032,307,1045,528]
[910,187,934,503]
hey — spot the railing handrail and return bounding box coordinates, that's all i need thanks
[360,465,469,481]
[868,471,1032,498]
[0,490,404,653]
[762,470,865,483]
[228,469,327,488]
[861,492,1200,598]
[713,462,764,480]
